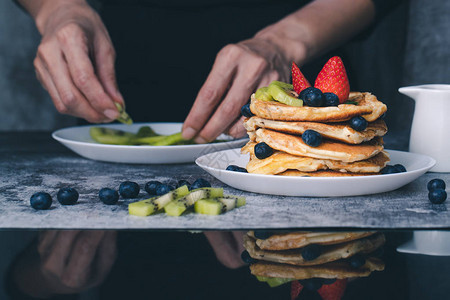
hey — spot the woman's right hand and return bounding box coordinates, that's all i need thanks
[30,0,124,123]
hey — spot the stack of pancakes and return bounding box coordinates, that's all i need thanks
[242,92,389,176]
[244,231,385,284]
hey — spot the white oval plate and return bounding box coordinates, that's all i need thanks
[196,149,436,197]
[52,123,248,164]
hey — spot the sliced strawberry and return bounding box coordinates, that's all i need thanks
[290,281,304,300]
[317,279,347,300]
[314,56,350,103]
[292,62,311,94]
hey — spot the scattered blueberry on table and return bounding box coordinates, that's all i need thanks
[145,180,162,195]
[30,192,52,210]
[240,103,253,118]
[302,130,322,147]
[99,188,119,205]
[349,116,368,131]
[254,142,273,159]
[426,178,447,204]
[301,244,322,261]
[323,92,339,106]
[176,179,191,189]
[427,178,446,191]
[119,181,140,199]
[190,178,211,190]
[349,254,366,268]
[57,187,79,205]
[226,165,248,173]
[156,184,173,196]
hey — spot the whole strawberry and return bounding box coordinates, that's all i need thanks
[314,56,350,103]
[292,62,311,94]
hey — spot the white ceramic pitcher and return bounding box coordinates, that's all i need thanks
[399,84,450,172]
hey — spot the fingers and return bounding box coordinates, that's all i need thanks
[57,24,119,120]
[227,116,247,138]
[93,231,118,285]
[182,46,237,140]
[204,231,246,269]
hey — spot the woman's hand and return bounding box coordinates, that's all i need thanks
[204,231,247,269]
[182,38,291,143]
[25,0,124,123]
[13,230,117,298]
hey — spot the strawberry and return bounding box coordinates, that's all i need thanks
[291,281,304,300]
[317,279,347,300]
[291,62,311,94]
[314,56,350,103]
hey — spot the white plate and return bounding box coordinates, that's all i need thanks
[195,149,436,197]
[397,231,450,256]
[52,123,248,164]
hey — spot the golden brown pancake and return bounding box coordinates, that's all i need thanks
[242,142,390,174]
[248,231,377,251]
[244,117,387,144]
[278,170,379,177]
[244,234,385,266]
[250,92,386,122]
[249,257,385,280]
[255,128,384,163]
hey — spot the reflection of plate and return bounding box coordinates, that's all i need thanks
[397,231,450,256]
[52,123,247,164]
[196,149,436,197]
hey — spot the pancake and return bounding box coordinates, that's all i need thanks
[244,234,385,266]
[248,231,376,251]
[242,142,390,174]
[250,92,387,122]
[255,128,384,163]
[278,170,379,177]
[244,117,387,144]
[249,257,385,280]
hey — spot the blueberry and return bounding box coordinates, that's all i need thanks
[301,244,322,261]
[145,181,162,195]
[323,92,339,106]
[177,180,191,189]
[349,254,366,268]
[98,188,119,205]
[30,192,52,210]
[302,130,322,147]
[299,87,320,102]
[119,181,140,199]
[427,179,446,191]
[190,178,211,190]
[254,142,273,159]
[253,230,273,240]
[241,103,253,118]
[381,165,399,174]
[428,189,447,204]
[226,165,248,173]
[349,116,368,131]
[156,184,172,196]
[394,164,407,173]
[241,250,256,264]
[57,187,79,205]
[299,278,323,291]
[302,88,324,107]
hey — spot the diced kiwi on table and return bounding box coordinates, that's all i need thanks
[194,195,246,215]
[164,188,224,217]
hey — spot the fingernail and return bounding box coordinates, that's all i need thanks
[195,136,208,144]
[104,109,119,120]
[182,127,197,140]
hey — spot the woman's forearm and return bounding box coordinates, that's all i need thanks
[255,0,376,65]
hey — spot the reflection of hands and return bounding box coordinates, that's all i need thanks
[13,230,117,298]
[204,231,246,269]
[32,1,123,123]
[182,38,290,143]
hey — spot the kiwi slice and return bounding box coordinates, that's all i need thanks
[256,276,295,288]
[267,81,303,107]
[114,102,133,125]
[90,127,135,145]
[164,188,224,217]
[255,87,274,101]
[136,126,158,138]
[128,185,190,216]
[194,195,246,215]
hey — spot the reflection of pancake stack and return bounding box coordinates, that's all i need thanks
[243,231,385,295]
[242,92,389,177]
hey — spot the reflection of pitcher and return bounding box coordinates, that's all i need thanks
[399,85,450,172]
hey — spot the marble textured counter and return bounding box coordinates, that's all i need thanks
[0,132,448,230]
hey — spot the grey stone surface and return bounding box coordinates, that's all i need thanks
[0,132,448,230]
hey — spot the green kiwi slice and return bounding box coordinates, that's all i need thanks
[267,81,303,107]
